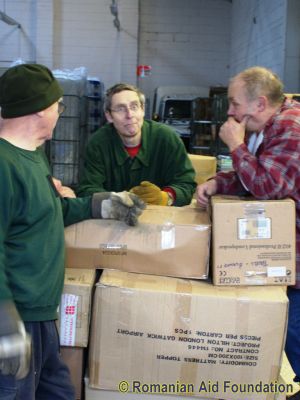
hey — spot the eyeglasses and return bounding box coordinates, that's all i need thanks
[110,102,141,115]
[58,101,66,115]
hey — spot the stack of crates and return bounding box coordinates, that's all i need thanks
[86,78,105,137]
[45,73,105,188]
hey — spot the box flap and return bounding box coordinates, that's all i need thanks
[64,268,96,286]
[99,270,288,304]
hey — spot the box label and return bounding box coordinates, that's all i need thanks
[267,266,287,277]
[161,223,175,249]
[115,327,263,367]
[60,294,78,346]
[238,217,271,240]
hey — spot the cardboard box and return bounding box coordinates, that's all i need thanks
[188,154,217,185]
[211,196,296,286]
[65,205,211,279]
[278,353,300,399]
[84,355,297,400]
[61,346,85,400]
[58,268,96,347]
[84,376,211,400]
[88,270,288,400]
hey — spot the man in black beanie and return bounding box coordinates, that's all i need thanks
[0,63,145,399]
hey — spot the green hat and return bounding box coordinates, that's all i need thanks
[0,63,63,118]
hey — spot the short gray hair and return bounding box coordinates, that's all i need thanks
[231,66,284,106]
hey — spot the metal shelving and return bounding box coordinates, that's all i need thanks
[189,92,229,156]
[45,76,105,188]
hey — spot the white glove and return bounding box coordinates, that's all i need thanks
[92,191,146,226]
[0,301,31,379]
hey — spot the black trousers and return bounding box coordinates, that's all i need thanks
[0,320,75,400]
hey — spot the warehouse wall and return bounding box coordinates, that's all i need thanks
[0,0,39,65]
[138,0,231,110]
[0,0,139,87]
[0,1,298,95]
[229,0,287,79]
[284,0,300,92]
[52,0,139,87]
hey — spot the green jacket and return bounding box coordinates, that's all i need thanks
[0,139,92,321]
[77,120,196,206]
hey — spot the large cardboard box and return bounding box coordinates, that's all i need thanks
[211,196,296,286]
[188,154,217,185]
[278,353,300,399]
[84,376,212,400]
[61,346,85,400]
[88,270,288,400]
[58,268,96,347]
[84,354,297,400]
[65,205,210,279]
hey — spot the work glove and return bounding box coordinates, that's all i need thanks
[0,301,31,379]
[92,191,146,226]
[130,181,171,206]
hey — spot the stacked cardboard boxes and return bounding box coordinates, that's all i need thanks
[88,270,288,400]
[58,268,96,400]
[64,205,212,399]
[64,195,296,400]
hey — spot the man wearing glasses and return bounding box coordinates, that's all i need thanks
[0,64,145,399]
[77,83,196,206]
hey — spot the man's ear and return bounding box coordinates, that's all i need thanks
[36,110,45,117]
[257,96,267,112]
[105,111,113,123]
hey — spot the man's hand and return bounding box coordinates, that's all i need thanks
[52,177,76,198]
[0,301,31,379]
[196,179,218,208]
[92,191,146,226]
[130,181,170,206]
[219,115,249,152]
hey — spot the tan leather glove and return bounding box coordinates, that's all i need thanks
[130,181,170,206]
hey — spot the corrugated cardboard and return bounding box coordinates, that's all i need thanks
[61,346,85,400]
[88,270,288,400]
[58,268,96,347]
[84,376,212,400]
[84,354,296,400]
[211,196,296,286]
[278,353,300,398]
[65,205,210,279]
[188,154,217,185]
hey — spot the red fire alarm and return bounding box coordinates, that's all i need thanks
[137,65,152,77]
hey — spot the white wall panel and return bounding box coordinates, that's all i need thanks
[284,0,300,92]
[138,0,231,111]
[0,0,38,66]
[229,0,287,79]
[53,0,139,87]
[0,0,298,95]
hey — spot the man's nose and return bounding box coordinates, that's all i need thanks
[227,104,234,116]
[125,108,134,117]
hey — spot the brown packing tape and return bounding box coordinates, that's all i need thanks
[234,290,252,387]
[175,280,199,386]
[269,297,290,396]
[88,283,100,387]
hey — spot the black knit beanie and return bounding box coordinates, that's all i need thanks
[0,63,63,118]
